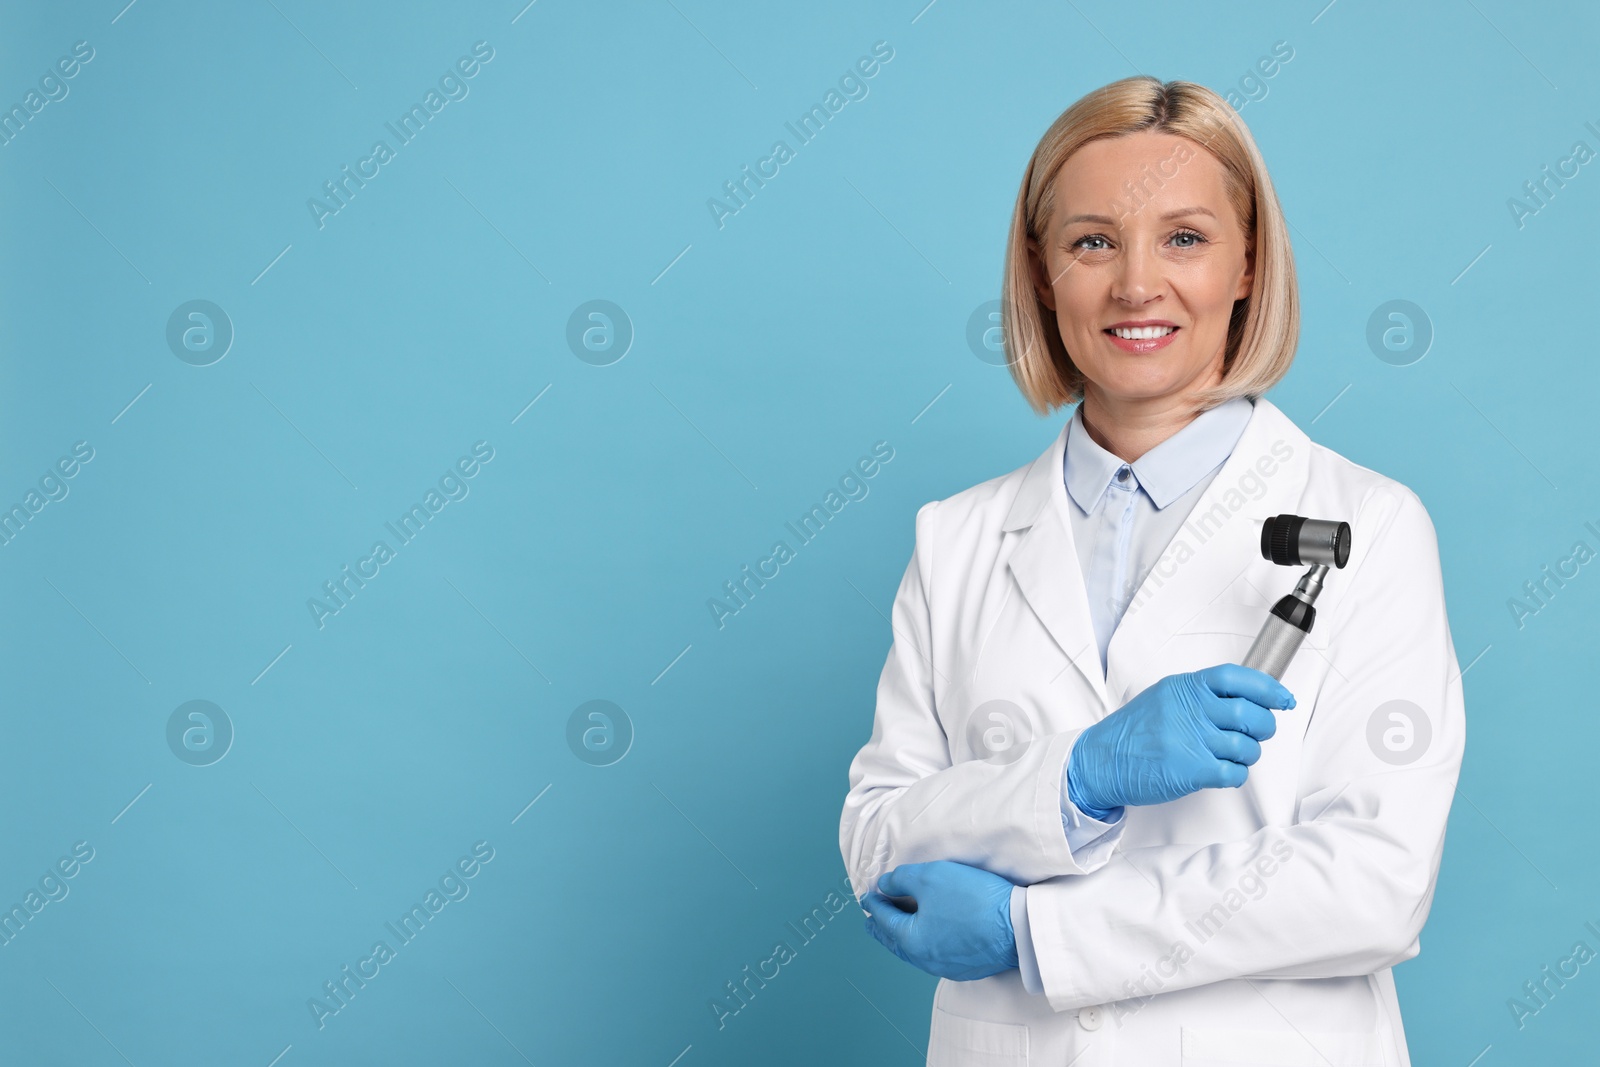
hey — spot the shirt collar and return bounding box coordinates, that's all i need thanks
[1064,395,1255,513]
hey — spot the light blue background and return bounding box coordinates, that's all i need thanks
[1,1,1595,1063]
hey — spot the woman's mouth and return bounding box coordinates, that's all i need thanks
[1104,324,1179,353]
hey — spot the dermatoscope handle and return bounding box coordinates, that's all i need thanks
[1241,613,1306,680]
[1239,561,1328,682]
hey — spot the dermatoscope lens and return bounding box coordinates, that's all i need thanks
[1260,515,1352,568]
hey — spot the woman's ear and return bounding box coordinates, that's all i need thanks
[1026,241,1058,312]
[1235,241,1256,301]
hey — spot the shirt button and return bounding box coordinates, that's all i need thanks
[1115,467,1129,482]
[1078,1005,1103,1031]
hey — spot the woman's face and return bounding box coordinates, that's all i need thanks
[1028,131,1254,410]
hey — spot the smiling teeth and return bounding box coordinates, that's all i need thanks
[1112,326,1176,340]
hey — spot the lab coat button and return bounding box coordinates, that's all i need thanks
[1077,1005,1103,1031]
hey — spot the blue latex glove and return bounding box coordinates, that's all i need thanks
[859,861,1018,981]
[1067,662,1294,817]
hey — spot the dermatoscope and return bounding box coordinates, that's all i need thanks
[1240,514,1352,680]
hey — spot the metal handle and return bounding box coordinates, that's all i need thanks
[1241,612,1306,680]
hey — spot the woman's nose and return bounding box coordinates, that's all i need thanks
[1111,244,1164,305]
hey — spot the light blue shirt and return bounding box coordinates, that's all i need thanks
[1014,394,1256,995]
[1066,394,1257,675]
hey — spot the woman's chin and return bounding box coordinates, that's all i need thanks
[1081,354,1225,406]
[1086,371,1188,405]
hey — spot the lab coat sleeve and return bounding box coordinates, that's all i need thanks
[1013,886,1044,994]
[1012,781,1126,996]
[840,500,1123,902]
[1023,484,1465,1012]
[1060,752,1127,860]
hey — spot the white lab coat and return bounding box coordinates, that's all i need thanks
[840,397,1464,1066]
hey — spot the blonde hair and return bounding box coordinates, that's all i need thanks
[1000,76,1298,415]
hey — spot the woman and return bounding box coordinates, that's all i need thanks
[840,76,1464,1067]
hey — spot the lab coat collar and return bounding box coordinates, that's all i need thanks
[1002,396,1311,709]
[1064,396,1256,513]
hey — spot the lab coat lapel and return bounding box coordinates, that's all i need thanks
[1003,420,1112,711]
[1104,397,1311,702]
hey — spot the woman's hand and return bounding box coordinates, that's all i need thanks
[859,861,1018,981]
[1067,663,1294,817]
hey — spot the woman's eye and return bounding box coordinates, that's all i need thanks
[1171,229,1206,248]
[1072,235,1109,252]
